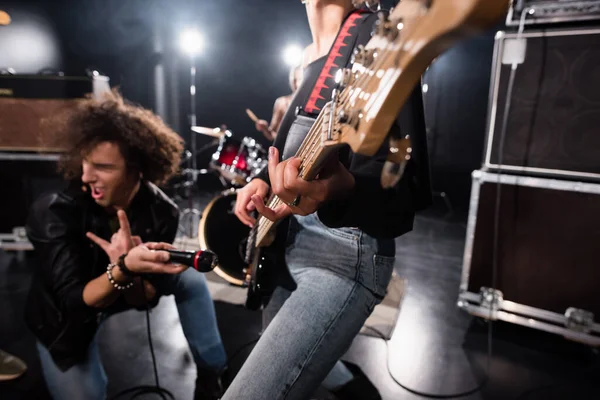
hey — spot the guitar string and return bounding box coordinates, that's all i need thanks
[256,110,325,239]
[337,12,408,105]
[256,15,415,244]
[258,107,331,240]
[338,18,413,115]
[255,32,398,243]
[255,112,327,243]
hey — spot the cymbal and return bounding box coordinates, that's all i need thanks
[191,126,225,138]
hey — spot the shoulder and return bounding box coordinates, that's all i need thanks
[31,188,82,218]
[274,95,292,109]
[26,189,83,241]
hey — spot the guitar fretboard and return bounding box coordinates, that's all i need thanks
[254,112,339,248]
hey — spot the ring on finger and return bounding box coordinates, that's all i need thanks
[286,194,301,208]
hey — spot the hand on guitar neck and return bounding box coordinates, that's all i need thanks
[235,179,270,227]
[234,146,355,226]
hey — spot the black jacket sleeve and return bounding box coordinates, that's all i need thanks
[317,85,432,239]
[317,126,417,239]
[26,193,94,315]
[155,206,179,244]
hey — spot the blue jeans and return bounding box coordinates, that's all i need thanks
[223,213,395,400]
[36,268,226,400]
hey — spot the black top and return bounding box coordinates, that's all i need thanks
[24,182,179,370]
[257,11,432,239]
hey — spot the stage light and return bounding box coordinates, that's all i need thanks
[0,10,11,26]
[282,44,303,67]
[179,29,204,57]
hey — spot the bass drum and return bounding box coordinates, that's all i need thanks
[198,190,250,286]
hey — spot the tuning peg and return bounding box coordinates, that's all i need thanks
[338,108,360,130]
[352,45,376,67]
[335,68,355,88]
[374,13,400,40]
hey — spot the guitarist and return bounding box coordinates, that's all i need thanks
[230,1,431,399]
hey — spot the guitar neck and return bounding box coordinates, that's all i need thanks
[250,0,509,250]
[255,116,340,247]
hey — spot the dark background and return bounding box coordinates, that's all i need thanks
[0,0,504,212]
[5,4,600,400]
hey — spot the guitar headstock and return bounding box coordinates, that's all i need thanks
[330,0,508,158]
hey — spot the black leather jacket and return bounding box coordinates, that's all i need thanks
[25,181,179,371]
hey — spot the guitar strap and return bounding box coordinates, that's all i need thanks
[301,10,372,115]
[282,10,373,160]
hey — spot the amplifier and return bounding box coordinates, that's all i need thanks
[0,74,110,152]
[507,0,600,26]
[0,75,108,242]
[483,28,600,181]
[459,170,600,346]
[0,154,65,242]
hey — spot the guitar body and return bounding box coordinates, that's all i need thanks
[245,218,289,310]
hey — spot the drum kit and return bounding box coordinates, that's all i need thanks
[174,125,268,287]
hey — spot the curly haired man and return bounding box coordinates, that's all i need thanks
[24,91,227,400]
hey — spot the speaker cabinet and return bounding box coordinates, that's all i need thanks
[483,28,600,181]
[0,75,108,238]
[0,155,65,235]
[459,170,600,345]
[0,75,109,152]
[506,0,600,27]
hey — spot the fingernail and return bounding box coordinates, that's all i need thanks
[269,146,275,160]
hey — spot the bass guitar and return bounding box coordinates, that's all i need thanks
[244,0,509,310]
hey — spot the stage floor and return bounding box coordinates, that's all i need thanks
[1,196,599,400]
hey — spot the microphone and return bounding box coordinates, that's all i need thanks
[166,249,217,273]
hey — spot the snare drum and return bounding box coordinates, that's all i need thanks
[209,132,267,185]
[198,190,250,286]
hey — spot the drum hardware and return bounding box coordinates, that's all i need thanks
[175,124,268,196]
[0,227,33,252]
[197,189,252,287]
[175,128,229,237]
[179,207,202,239]
[173,121,267,249]
[209,132,268,187]
[187,126,227,175]
[184,126,267,283]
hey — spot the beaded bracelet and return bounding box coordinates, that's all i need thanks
[117,253,137,277]
[106,263,134,291]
